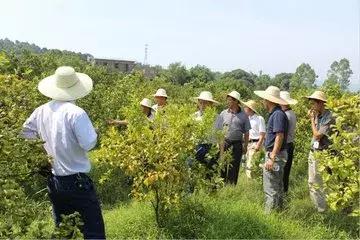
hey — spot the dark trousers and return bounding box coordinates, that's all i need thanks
[221,140,243,185]
[47,173,106,239]
[283,142,295,193]
[195,143,218,169]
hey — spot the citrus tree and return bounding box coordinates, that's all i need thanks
[315,94,360,216]
[93,100,224,227]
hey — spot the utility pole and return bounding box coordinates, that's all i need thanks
[144,44,148,66]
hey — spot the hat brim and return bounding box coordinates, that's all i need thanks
[240,101,259,114]
[305,96,327,102]
[140,103,153,109]
[38,73,93,101]
[154,94,168,98]
[254,91,288,105]
[283,98,298,105]
[194,97,219,104]
[226,94,240,102]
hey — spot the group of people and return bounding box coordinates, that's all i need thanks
[21,66,334,238]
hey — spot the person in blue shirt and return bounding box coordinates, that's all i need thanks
[254,86,289,214]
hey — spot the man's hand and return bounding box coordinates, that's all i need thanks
[265,159,274,171]
[308,109,317,120]
[269,152,276,160]
[265,152,276,171]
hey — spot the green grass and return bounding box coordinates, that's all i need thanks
[102,174,359,239]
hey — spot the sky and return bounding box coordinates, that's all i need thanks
[0,0,359,89]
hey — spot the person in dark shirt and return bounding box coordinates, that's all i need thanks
[254,86,289,213]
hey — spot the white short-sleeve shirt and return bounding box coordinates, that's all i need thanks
[248,114,266,140]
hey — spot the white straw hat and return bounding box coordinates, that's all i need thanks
[38,66,93,101]
[194,91,219,104]
[227,91,241,102]
[280,91,298,105]
[254,86,288,105]
[140,98,153,108]
[241,100,259,114]
[153,88,168,98]
[305,90,327,102]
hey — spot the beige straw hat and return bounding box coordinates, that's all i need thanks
[140,98,153,108]
[280,91,298,105]
[227,91,241,102]
[305,90,327,102]
[153,88,168,98]
[38,66,93,101]
[194,91,219,104]
[254,86,288,105]
[241,100,259,114]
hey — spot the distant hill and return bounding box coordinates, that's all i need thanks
[0,38,93,60]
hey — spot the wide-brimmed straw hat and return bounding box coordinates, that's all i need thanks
[140,98,153,108]
[254,86,288,105]
[194,91,219,104]
[153,88,168,98]
[38,66,93,101]
[280,91,298,105]
[227,91,241,102]
[241,100,259,114]
[305,90,327,102]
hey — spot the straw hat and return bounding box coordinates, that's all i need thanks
[38,66,93,101]
[153,88,168,98]
[305,90,327,102]
[241,100,259,114]
[280,91,298,105]
[227,91,241,102]
[140,98,153,108]
[194,91,219,104]
[254,86,288,105]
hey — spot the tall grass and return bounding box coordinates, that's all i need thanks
[103,172,358,239]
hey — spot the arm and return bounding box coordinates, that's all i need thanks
[21,109,39,139]
[255,116,266,151]
[107,119,129,126]
[265,112,286,170]
[242,115,251,154]
[74,113,98,151]
[255,132,265,150]
[214,113,225,156]
[310,117,323,140]
[308,110,323,140]
[243,132,249,154]
[265,133,284,170]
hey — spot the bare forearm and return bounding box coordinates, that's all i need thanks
[256,133,265,149]
[271,133,284,156]
[243,132,249,149]
[311,120,322,140]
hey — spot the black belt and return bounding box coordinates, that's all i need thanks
[51,172,89,180]
[225,139,242,144]
[249,139,259,143]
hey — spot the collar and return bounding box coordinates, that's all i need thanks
[249,113,258,119]
[227,108,241,114]
[269,106,281,116]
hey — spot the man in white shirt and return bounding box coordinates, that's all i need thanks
[22,66,105,239]
[242,100,266,179]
